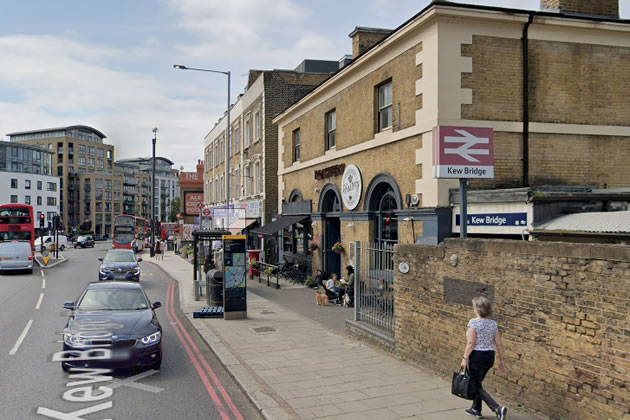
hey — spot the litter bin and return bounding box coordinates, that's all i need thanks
[247,249,261,276]
[167,239,174,251]
[206,269,224,307]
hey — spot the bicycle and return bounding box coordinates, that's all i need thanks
[278,262,306,284]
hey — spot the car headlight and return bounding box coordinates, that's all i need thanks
[64,333,88,347]
[140,331,161,345]
[99,267,109,274]
[133,267,141,275]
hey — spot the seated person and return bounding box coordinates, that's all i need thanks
[325,274,343,303]
[342,265,355,305]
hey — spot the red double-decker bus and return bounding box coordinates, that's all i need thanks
[113,215,148,251]
[160,222,177,240]
[0,204,35,251]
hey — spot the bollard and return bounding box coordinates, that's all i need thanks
[193,280,200,301]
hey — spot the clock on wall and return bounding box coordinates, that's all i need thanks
[398,262,410,274]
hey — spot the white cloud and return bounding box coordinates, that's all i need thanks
[0,34,217,171]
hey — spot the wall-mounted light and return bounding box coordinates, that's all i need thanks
[314,187,319,192]
[347,222,354,229]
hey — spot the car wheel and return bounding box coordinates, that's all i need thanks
[149,357,162,370]
[74,244,77,249]
[28,268,33,274]
[60,245,65,251]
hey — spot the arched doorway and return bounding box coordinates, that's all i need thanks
[318,184,342,276]
[364,174,402,247]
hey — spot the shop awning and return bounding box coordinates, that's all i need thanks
[250,215,309,237]
[228,218,257,235]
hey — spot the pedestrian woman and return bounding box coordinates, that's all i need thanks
[461,296,508,420]
[154,240,161,259]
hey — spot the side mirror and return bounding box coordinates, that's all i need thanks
[98,257,103,261]
[137,257,143,262]
[63,301,75,310]
[152,301,161,309]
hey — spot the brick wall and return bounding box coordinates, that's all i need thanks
[394,238,630,420]
[541,0,619,17]
[280,42,422,167]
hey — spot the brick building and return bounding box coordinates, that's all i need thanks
[273,0,630,276]
[179,160,204,225]
[203,61,337,254]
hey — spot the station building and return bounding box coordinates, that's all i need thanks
[273,0,630,276]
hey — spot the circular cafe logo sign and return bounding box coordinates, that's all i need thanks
[341,164,362,210]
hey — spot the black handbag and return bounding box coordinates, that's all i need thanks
[452,368,477,400]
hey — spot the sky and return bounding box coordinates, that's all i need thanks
[1,0,628,171]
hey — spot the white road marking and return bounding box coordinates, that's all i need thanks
[40,270,45,277]
[9,320,33,355]
[35,293,44,310]
[42,278,45,289]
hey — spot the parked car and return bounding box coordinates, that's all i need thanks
[61,281,162,371]
[98,249,142,281]
[34,235,68,251]
[0,241,34,274]
[74,235,95,248]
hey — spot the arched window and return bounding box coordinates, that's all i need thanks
[318,184,342,213]
[363,174,402,246]
[254,161,261,194]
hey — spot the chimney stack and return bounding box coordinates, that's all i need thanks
[349,27,393,59]
[540,0,618,18]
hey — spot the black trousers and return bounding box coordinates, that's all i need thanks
[468,350,500,413]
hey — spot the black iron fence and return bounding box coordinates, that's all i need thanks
[354,241,395,333]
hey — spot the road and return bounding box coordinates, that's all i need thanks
[0,241,262,420]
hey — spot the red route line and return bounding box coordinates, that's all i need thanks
[164,281,231,420]
[158,265,244,420]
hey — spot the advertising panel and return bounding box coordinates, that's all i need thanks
[184,192,204,215]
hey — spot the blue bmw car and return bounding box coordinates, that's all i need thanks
[98,249,142,281]
[61,281,162,371]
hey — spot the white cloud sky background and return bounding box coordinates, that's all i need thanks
[0,0,628,171]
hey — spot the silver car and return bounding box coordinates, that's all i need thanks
[0,241,34,274]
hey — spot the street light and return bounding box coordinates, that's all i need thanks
[173,64,232,229]
[151,127,157,257]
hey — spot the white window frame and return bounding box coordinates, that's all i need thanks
[292,128,300,162]
[325,109,336,150]
[378,80,393,131]
[253,111,261,142]
[244,116,251,148]
[254,160,261,194]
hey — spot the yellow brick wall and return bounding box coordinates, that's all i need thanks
[281,43,422,166]
[282,136,421,211]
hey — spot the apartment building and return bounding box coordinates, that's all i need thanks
[203,61,337,251]
[0,141,60,230]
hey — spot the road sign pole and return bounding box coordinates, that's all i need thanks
[460,178,468,238]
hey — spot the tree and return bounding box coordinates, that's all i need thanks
[169,197,180,222]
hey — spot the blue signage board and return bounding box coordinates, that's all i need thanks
[455,212,527,227]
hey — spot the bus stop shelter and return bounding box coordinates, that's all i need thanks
[192,229,231,300]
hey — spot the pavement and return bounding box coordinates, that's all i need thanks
[149,251,543,420]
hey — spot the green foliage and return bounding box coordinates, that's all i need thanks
[169,197,180,222]
[304,276,317,288]
[264,266,274,277]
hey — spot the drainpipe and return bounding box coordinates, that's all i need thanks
[522,13,533,187]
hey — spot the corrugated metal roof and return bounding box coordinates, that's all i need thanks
[534,211,630,234]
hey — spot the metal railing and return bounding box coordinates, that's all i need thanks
[249,261,280,289]
[355,241,395,333]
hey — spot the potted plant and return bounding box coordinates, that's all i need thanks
[331,242,344,254]
[308,241,319,251]
[250,257,258,269]
[264,266,274,277]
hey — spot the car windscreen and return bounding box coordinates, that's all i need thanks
[0,232,32,241]
[114,227,134,244]
[77,288,149,311]
[104,252,136,262]
[77,236,87,241]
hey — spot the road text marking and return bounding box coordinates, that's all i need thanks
[35,293,44,310]
[9,319,33,355]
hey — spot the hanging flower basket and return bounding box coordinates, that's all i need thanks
[308,241,319,251]
[331,242,344,254]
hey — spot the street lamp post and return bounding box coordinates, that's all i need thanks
[173,64,231,229]
[151,127,157,257]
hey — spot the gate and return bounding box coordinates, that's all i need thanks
[354,241,394,333]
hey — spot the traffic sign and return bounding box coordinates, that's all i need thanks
[201,207,212,217]
[42,250,50,266]
[433,126,494,179]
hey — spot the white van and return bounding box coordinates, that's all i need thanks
[0,241,33,273]
[34,235,68,251]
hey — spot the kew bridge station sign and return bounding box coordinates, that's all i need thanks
[432,126,494,179]
[433,126,495,237]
